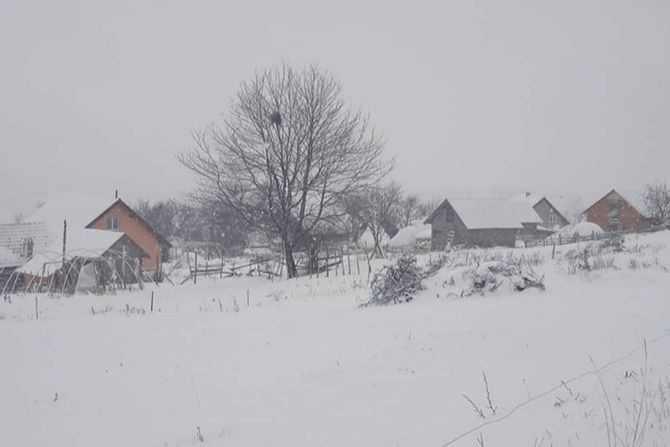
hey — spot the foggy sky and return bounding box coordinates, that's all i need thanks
[1,0,669,221]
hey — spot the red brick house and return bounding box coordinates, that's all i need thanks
[583,189,651,233]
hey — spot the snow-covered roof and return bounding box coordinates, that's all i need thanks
[449,198,541,229]
[510,192,583,223]
[356,228,390,249]
[17,228,125,276]
[23,194,119,245]
[615,189,647,216]
[509,192,543,207]
[0,222,50,268]
[389,219,432,248]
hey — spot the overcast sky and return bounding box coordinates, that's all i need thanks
[1,0,669,221]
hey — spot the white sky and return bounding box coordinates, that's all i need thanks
[1,0,669,221]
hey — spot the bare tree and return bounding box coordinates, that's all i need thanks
[179,63,393,277]
[351,183,402,258]
[398,194,422,227]
[642,180,670,225]
[420,199,440,217]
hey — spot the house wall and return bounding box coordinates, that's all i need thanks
[88,202,164,270]
[466,228,518,247]
[429,202,469,250]
[533,199,569,229]
[585,191,651,233]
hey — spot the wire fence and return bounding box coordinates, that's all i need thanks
[440,333,670,446]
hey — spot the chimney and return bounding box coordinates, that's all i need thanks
[115,190,118,199]
[525,192,531,198]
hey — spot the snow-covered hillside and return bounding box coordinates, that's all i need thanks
[1,232,670,446]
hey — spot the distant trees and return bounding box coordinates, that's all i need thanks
[642,180,670,225]
[345,183,402,258]
[134,198,248,253]
[179,63,392,277]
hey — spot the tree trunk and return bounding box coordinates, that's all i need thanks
[307,243,319,275]
[372,241,385,259]
[283,241,298,279]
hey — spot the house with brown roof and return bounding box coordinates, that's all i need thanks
[583,189,651,233]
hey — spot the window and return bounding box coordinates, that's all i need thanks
[22,238,34,259]
[608,201,620,217]
[107,217,120,230]
[445,209,454,223]
[548,213,557,224]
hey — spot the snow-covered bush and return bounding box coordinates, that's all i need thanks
[365,255,423,306]
[462,259,545,296]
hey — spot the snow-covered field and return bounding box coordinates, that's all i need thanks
[2,232,670,446]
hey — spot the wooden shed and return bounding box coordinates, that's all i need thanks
[424,198,542,249]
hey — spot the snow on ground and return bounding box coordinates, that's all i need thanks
[2,232,670,446]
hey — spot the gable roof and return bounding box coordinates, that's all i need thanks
[509,192,577,224]
[23,194,170,248]
[583,189,648,217]
[86,199,171,246]
[23,194,119,244]
[426,198,541,229]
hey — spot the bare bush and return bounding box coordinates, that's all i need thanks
[462,260,545,296]
[365,255,423,306]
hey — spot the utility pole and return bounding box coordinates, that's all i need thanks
[62,219,67,267]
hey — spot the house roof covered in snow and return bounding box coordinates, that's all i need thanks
[16,228,131,276]
[22,194,170,250]
[426,198,542,230]
[509,192,583,224]
[24,194,120,243]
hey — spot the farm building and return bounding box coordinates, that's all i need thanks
[424,198,542,249]
[23,194,170,271]
[583,189,651,233]
[509,192,574,230]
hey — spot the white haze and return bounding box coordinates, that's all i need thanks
[1,0,669,221]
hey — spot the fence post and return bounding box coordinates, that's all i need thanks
[35,296,39,320]
[193,252,198,285]
[552,243,556,260]
[326,246,330,278]
[150,291,154,312]
[356,254,360,275]
[347,253,352,275]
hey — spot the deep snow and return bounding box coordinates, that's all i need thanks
[1,232,670,446]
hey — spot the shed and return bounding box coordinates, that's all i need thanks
[424,198,541,249]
